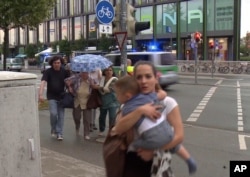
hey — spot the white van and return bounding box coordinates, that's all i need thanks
[105,51,179,88]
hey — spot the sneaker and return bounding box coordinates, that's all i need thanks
[85,135,90,140]
[57,135,63,141]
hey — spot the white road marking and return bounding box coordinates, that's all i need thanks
[238,134,250,150]
[187,86,217,122]
[237,81,244,132]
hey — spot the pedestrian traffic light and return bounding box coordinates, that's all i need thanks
[126,3,150,37]
[194,32,202,42]
[209,41,214,49]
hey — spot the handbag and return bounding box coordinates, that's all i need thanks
[103,126,134,177]
[86,89,102,109]
[60,91,74,108]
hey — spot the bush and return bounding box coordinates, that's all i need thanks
[240,56,250,61]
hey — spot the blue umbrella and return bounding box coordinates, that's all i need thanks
[70,54,113,72]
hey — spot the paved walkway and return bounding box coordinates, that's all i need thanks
[41,147,105,177]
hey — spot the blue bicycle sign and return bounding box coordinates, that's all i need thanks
[96,0,115,24]
[98,6,113,18]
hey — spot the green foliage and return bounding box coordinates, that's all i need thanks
[239,56,250,61]
[98,35,114,51]
[72,34,88,51]
[0,0,56,70]
[25,44,37,58]
[58,37,72,58]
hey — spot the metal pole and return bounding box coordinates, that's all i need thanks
[120,1,127,76]
[194,43,198,84]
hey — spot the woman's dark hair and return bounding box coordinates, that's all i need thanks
[102,66,116,76]
[49,55,64,66]
[133,60,157,77]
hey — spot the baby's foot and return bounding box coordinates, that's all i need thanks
[186,157,197,175]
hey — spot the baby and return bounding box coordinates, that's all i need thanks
[114,75,197,174]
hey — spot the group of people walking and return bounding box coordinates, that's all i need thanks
[39,55,197,177]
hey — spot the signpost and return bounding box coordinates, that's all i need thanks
[99,24,112,34]
[96,0,115,25]
[114,32,127,51]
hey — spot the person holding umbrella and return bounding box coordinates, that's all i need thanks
[65,72,92,140]
[68,54,115,138]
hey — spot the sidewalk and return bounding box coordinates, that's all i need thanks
[41,147,105,177]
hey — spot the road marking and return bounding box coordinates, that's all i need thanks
[187,86,217,122]
[215,79,223,85]
[237,81,244,132]
[238,134,250,150]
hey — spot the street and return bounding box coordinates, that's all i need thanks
[33,70,250,177]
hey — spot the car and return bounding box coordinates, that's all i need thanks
[0,58,23,71]
[105,51,179,88]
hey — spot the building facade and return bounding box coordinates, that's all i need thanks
[0,0,241,60]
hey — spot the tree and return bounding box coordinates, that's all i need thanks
[0,0,56,70]
[25,44,37,58]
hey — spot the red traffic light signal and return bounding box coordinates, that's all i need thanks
[209,41,214,49]
[194,32,201,42]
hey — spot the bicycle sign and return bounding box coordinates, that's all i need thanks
[96,0,115,24]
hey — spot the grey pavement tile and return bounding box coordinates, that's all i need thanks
[41,147,106,177]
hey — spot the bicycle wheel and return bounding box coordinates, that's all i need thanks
[181,65,186,72]
[224,66,230,74]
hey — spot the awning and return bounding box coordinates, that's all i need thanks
[15,54,27,58]
[35,48,53,57]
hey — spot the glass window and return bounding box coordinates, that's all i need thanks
[57,0,61,17]
[29,29,35,44]
[38,23,44,43]
[0,30,4,44]
[156,5,163,34]
[84,0,97,13]
[9,29,15,46]
[135,0,154,6]
[162,3,176,34]
[60,0,68,17]
[187,0,203,32]
[137,6,153,34]
[49,21,56,42]
[74,17,82,40]
[207,0,215,31]
[180,2,187,32]
[215,0,233,30]
[61,19,68,39]
[88,14,96,38]
[19,27,25,45]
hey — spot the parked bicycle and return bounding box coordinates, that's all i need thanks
[182,64,200,72]
[218,63,230,74]
[245,63,250,74]
[231,63,243,74]
[201,62,216,73]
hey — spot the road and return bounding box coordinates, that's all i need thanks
[32,70,250,177]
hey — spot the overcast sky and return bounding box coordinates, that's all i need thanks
[241,0,250,37]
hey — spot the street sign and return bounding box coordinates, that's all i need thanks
[114,32,127,51]
[99,24,112,34]
[95,0,115,24]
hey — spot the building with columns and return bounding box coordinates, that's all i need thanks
[0,0,242,60]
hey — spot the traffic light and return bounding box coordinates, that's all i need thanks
[209,41,214,49]
[113,3,150,37]
[194,32,202,42]
[126,3,150,37]
[112,5,121,33]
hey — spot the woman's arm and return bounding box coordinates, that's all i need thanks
[114,103,162,135]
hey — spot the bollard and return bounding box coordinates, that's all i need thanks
[0,71,42,177]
